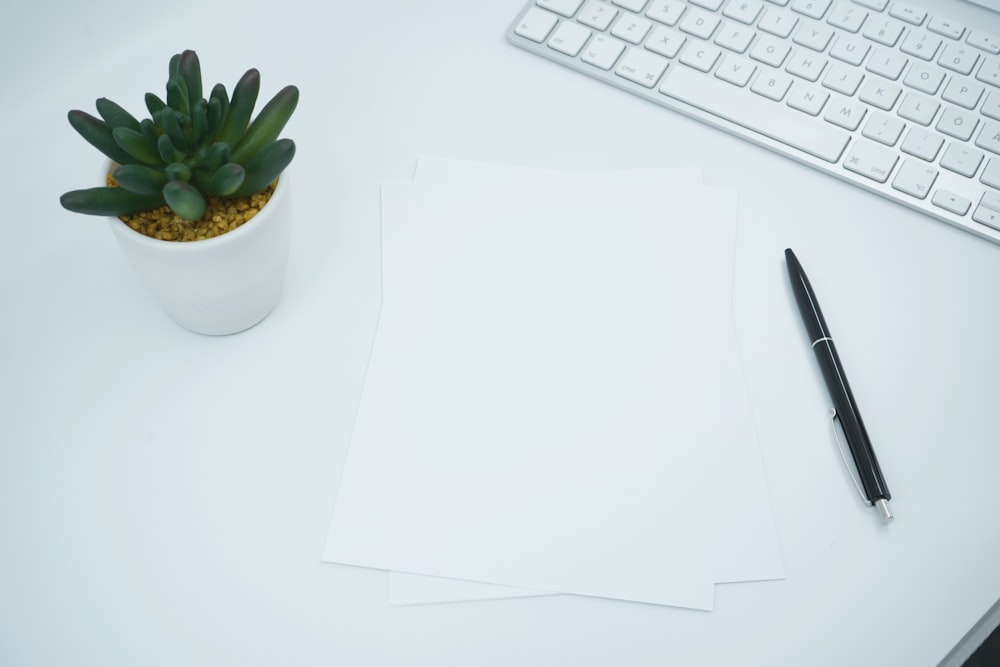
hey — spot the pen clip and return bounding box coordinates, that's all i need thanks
[829,408,872,506]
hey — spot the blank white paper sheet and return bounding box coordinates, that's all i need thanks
[323,158,784,609]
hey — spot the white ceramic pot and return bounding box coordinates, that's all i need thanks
[106,163,293,335]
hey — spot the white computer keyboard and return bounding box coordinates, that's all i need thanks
[507,0,1000,244]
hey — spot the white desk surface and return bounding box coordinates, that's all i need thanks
[2,2,999,665]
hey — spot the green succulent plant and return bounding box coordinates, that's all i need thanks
[60,50,298,222]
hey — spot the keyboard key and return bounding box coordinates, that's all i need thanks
[984,92,1000,120]
[515,7,559,42]
[787,82,830,115]
[679,7,720,39]
[549,20,593,56]
[658,65,850,161]
[538,0,586,17]
[888,2,925,26]
[715,22,756,53]
[904,62,945,95]
[823,63,864,95]
[867,47,908,80]
[830,34,871,66]
[786,51,828,81]
[936,106,979,141]
[791,0,831,20]
[900,30,942,61]
[942,79,984,110]
[824,96,867,130]
[689,0,724,9]
[981,191,1000,212]
[901,127,944,161]
[752,70,795,100]
[793,22,835,51]
[974,121,1000,155]
[932,189,971,215]
[928,16,965,41]
[716,55,757,86]
[680,41,721,71]
[723,0,765,24]
[976,58,1000,88]
[645,0,686,26]
[859,78,901,110]
[646,26,686,57]
[827,3,867,33]
[579,0,619,29]
[616,47,670,86]
[938,43,979,75]
[892,159,938,198]
[758,9,798,37]
[853,0,887,10]
[612,14,654,43]
[751,35,792,67]
[582,35,626,69]
[980,191,1000,217]
[981,158,1000,188]
[864,18,905,47]
[843,139,899,183]
[862,111,905,145]
[967,31,1000,56]
[614,0,649,11]
[972,203,1000,230]
[940,143,984,177]
[897,92,939,125]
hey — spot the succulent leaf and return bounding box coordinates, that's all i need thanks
[208,84,229,139]
[191,99,209,145]
[157,133,184,164]
[206,97,224,139]
[113,164,170,195]
[207,163,246,196]
[166,75,190,116]
[233,138,295,198]
[67,110,136,165]
[112,127,162,165]
[158,108,188,150]
[217,68,260,149]
[231,85,299,165]
[177,50,203,106]
[162,180,206,221]
[60,186,165,217]
[168,53,181,79]
[191,169,213,194]
[139,118,160,147]
[209,82,229,107]
[165,162,192,182]
[145,92,167,117]
[95,98,141,133]
[202,141,232,172]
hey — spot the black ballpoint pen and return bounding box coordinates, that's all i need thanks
[784,248,893,522]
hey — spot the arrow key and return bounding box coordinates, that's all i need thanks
[974,204,1000,230]
[932,189,972,215]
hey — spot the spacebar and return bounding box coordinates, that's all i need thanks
[659,66,850,164]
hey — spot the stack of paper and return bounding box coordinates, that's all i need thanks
[323,157,784,609]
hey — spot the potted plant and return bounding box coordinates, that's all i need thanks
[60,50,299,335]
